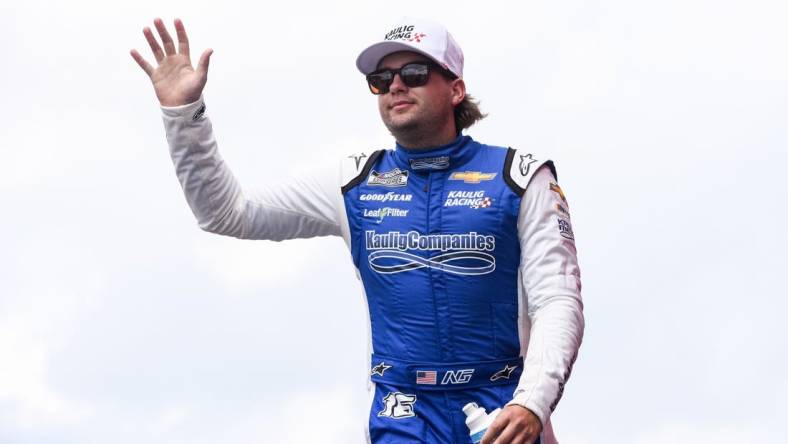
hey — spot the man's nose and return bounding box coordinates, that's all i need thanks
[388,72,408,93]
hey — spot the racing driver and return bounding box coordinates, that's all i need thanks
[131,16,584,444]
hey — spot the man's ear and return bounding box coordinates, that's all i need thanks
[450,78,466,106]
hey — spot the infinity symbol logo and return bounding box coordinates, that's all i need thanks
[368,250,496,275]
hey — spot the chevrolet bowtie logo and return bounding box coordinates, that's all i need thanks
[448,171,497,184]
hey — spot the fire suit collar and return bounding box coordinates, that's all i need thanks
[393,135,475,172]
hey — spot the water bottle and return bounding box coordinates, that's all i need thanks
[463,402,501,444]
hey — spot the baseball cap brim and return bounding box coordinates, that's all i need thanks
[356,41,443,75]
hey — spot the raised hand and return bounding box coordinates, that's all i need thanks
[130,18,213,107]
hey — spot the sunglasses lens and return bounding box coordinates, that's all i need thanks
[400,64,430,87]
[367,71,393,95]
[366,63,431,94]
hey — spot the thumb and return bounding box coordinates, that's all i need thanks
[196,48,213,76]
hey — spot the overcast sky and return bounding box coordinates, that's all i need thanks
[1,0,786,442]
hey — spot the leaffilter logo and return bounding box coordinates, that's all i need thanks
[363,207,409,223]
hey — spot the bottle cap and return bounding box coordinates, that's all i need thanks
[462,402,480,416]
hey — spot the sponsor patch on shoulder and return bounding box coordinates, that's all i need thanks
[368,168,409,187]
[558,218,574,240]
[549,182,568,204]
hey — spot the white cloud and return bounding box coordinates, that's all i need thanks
[221,387,367,444]
[0,316,93,428]
[633,423,777,444]
[0,235,103,428]
[190,235,349,289]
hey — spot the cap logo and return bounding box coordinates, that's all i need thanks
[409,33,426,43]
[384,25,426,43]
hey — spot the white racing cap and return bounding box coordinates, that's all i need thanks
[356,17,464,78]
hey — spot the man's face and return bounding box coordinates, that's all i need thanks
[375,51,461,139]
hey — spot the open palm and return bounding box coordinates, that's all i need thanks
[130,18,213,107]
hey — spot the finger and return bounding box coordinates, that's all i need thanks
[196,48,213,76]
[480,417,507,444]
[512,431,534,444]
[143,26,165,63]
[491,423,519,444]
[129,49,154,77]
[174,18,190,57]
[154,17,177,56]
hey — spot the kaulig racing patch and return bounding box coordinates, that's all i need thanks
[444,190,493,209]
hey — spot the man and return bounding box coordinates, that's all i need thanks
[131,16,583,444]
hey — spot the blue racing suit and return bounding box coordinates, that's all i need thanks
[161,98,584,444]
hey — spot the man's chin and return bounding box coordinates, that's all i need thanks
[384,111,421,129]
[384,118,419,136]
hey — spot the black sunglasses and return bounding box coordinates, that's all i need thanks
[366,62,446,95]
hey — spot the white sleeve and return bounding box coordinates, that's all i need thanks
[161,98,342,241]
[507,165,585,427]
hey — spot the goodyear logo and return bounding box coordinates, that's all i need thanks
[448,171,497,184]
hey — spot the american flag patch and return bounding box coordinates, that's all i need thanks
[416,370,437,385]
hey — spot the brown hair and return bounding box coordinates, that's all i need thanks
[454,94,487,133]
[432,65,487,133]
